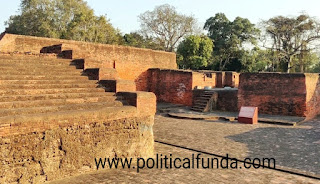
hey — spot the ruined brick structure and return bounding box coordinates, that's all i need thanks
[0,34,159,183]
[0,33,320,183]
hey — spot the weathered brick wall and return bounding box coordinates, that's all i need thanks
[147,69,193,106]
[192,72,216,88]
[0,115,154,183]
[0,34,177,91]
[225,72,239,88]
[195,71,240,88]
[238,73,307,116]
[216,89,238,111]
[305,73,320,119]
[147,69,217,106]
[0,91,156,183]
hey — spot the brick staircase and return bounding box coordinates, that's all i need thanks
[0,55,123,121]
[191,90,217,112]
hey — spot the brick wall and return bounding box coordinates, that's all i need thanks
[0,33,177,91]
[216,89,238,112]
[225,72,240,88]
[195,71,240,88]
[147,69,218,106]
[238,73,307,116]
[305,73,320,119]
[192,72,216,89]
[147,69,193,106]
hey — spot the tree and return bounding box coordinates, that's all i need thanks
[5,0,121,44]
[240,48,276,72]
[177,35,213,69]
[138,4,197,52]
[123,32,164,50]
[204,13,260,71]
[261,14,320,73]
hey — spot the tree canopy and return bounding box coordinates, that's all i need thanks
[261,14,320,72]
[177,35,213,69]
[5,0,122,44]
[138,4,197,52]
[204,13,260,71]
[123,32,164,50]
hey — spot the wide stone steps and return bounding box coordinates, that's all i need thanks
[0,74,89,80]
[0,101,122,117]
[0,87,105,96]
[0,56,124,121]
[0,83,98,89]
[0,64,78,70]
[0,69,83,76]
[192,91,217,112]
[0,62,73,68]
[0,57,73,65]
[0,92,113,102]
[0,96,118,109]
[0,79,98,85]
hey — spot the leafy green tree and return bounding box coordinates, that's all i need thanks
[123,32,164,50]
[261,14,320,73]
[177,35,213,69]
[5,0,121,44]
[204,13,260,71]
[240,48,276,72]
[138,4,197,52]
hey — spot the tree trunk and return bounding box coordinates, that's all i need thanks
[287,56,292,73]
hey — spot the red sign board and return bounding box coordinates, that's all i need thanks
[238,106,258,124]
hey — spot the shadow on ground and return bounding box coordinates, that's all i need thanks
[227,119,320,175]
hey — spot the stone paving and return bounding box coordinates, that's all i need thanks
[49,114,320,183]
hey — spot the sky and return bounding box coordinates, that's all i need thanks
[1,0,320,34]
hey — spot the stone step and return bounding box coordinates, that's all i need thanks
[191,107,204,112]
[201,94,212,97]
[0,83,98,89]
[0,68,84,75]
[0,96,119,109]
[194,103,208,107]
[203,91,216,93]
[0,79,98,85]
[0,56,72,65]
[0,101,123,117]
[0,92,114,102]
[0,87,105,96]
[0,75,90,80]
[194,99,210,103]
[0,64,78,71]
[192,104,207,108]
[0,62,74,69]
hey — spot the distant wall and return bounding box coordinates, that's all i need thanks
[238,73,308,116]
[147,69,216,106]
[0,33,177,91]
[195,71,239,88]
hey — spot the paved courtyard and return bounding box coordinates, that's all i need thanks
[49,114,320,183]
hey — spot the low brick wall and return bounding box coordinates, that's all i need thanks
[237,73,319,117]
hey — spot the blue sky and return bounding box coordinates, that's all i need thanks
[1,0,320,34]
